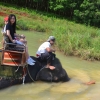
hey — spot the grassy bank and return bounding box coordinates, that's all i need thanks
[0,3,100,61]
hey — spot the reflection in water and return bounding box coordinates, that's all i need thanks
[0,31,100,100]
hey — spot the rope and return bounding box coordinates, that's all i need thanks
[25,64,53,83]
[22,66,26,84]
[26,64,35,82]
[35,66,46,80]
[15,66,20,72]
[36,66,53,82]
[49,72,53,82]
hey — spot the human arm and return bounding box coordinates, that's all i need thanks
[6,30,15,43]
[46,47,55,52]
[45,42,55,52]
[6,24,14,43]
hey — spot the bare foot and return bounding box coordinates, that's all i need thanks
[85,81,95,85]
[49,66,55,70]
[46,65,55,70]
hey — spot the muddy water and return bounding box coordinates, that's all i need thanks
[0,31,100,100]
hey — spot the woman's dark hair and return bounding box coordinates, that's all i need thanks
[8,14,16,33]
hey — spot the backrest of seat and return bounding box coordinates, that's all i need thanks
[1,49,26,67]
[1,37,26,67]
[1,32,26,67]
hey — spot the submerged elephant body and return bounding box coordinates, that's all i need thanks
[35,59,69,82]
[0,56,70,89]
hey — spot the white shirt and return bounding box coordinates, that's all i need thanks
[1,25,6,34]
[36,42,51,55]
[3,25,6,33]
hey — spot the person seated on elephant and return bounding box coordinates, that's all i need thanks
[1,16,8,47]
[1,17,27,47]
[36,36,56,70]
[6,14,35,65]
[15,34,27,46]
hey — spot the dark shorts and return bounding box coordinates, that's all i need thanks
[37,51,55,65]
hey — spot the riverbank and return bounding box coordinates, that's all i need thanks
[0,3,100,61]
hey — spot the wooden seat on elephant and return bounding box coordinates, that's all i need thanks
[0,33,27,84]
[1,43,26,67]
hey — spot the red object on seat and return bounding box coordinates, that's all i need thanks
[36,54,40,57]
[4,16,8,21]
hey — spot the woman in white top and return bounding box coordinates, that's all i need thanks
[36,36,56,70]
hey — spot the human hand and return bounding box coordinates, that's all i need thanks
[12,40,16,43]
[52,49,56,52]
[49,66,55,70]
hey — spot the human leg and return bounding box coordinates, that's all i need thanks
[25,46,35,65]
[1,36,5,48]
[41,51,55,69]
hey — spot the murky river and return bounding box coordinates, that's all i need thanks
[0,31,100,100]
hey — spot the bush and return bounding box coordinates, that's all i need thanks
[0,17,4,28]
[0,4,100,60]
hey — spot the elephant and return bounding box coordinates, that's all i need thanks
[0,56,70,89]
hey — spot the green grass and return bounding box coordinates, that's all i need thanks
[0,3,100,61]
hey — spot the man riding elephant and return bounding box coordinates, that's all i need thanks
[36,36,56,70]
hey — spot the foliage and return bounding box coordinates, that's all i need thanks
[0,17,3,27]
[74,0,100,27]
[0,4,100,61]
[0,0,100,27]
